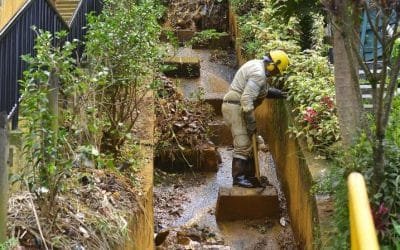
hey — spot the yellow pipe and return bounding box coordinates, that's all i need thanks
[347,172,379,250]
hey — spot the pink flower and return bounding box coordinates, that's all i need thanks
[303,107,318,124]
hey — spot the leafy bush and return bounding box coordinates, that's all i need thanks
[230,0,264,16]
[0,238,18,250]
[285,51,339,155]
[20,29,78,209]
[387,96,400,146]
[373,145,400,247]
[85,0,165,157]
[319,132,400,248]
[316,134,372,248]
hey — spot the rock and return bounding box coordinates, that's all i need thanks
[181,228,202,241]
[155,230,170,246]
[280,217,287,227]
[185,240,202,250]
[177,236,191,245]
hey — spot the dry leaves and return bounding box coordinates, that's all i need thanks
[155,75,215,156]
[7,169,138,249]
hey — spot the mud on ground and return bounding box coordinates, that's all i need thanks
[154,148,299,250]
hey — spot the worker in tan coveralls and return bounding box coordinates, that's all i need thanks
[222,50,290,188]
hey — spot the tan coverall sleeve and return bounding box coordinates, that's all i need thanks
[240,73,266,112]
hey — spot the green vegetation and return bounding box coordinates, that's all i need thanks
[387,96,400,146]
[20,29,78,209]
[13,0,166,248]
[320,129,400,248]
[0,238,18,250]
[232,0,400,248]
[188,29,228,47]
[232,0,339,157]
[85,0,165,157]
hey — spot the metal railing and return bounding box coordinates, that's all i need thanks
[0,0,102,128]
[68,0,103,57]
[348,172,379,250]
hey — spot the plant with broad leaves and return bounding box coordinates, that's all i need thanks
[85,0,165,158]
[20,28,77,211]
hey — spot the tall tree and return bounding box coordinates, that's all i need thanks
[330,0,364,147]
[328,0,400,189]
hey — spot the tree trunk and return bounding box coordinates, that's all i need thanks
[332,0,363,147]
[373,136,385,190]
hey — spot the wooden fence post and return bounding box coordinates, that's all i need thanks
[0,112,9,243]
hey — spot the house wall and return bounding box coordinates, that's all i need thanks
[0,0,27,30]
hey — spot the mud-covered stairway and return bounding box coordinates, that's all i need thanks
[154,1,298,248]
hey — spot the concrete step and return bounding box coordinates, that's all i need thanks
[57,6,78,10]
[216,186,279,221]
[208,118,232,147]
[360,84,400,112]
[154,143,221,172]
[56,1,79,4]
[163,56,201,78]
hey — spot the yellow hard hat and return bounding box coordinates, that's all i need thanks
[269,50,289,73]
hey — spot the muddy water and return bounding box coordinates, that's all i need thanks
[154,46,297,249]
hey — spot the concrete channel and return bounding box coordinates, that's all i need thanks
[153,1,326,249]
[154,47,298,249]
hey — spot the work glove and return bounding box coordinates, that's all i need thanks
[266,87,287,99]
[243,110,257,136]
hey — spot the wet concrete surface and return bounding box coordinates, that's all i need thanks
[154,148,297,249]
[168,47,236,99]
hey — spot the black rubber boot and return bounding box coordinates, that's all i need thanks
[245,157,262,187]
[246,157,256,177]
[232,158,257,188]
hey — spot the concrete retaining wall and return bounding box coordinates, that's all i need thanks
[123,95,155,250]
[123,146,154,250]
[256,101,319,249]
